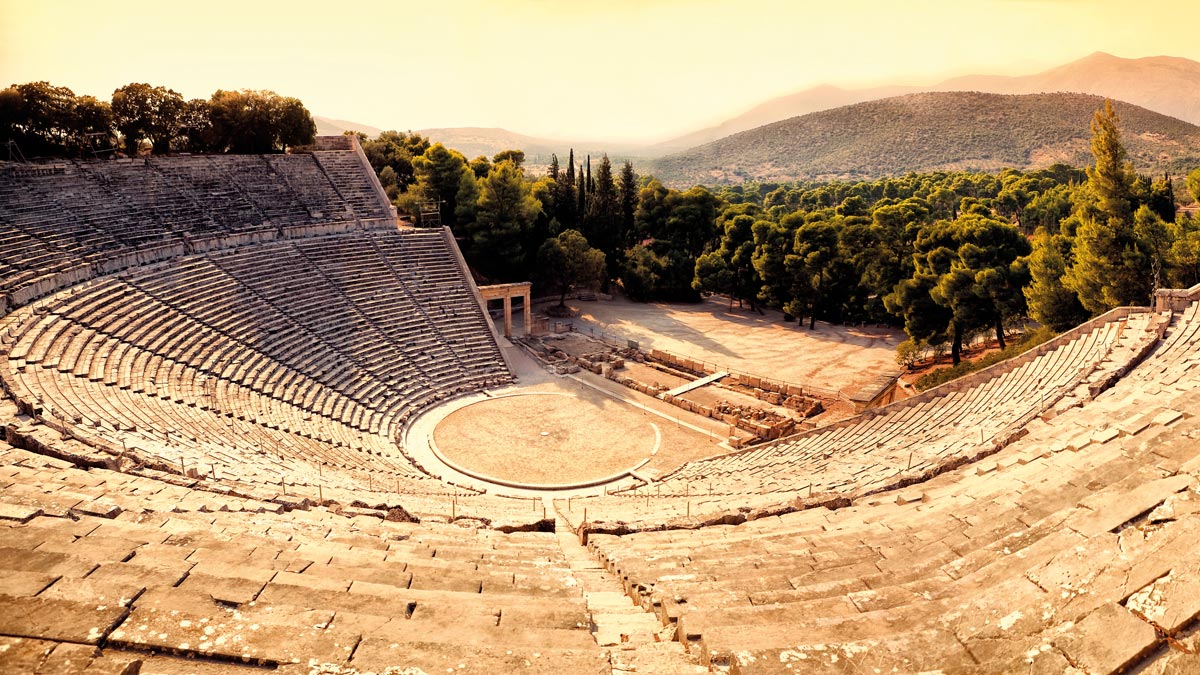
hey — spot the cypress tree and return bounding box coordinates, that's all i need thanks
[558,149,577,228]
[585,154,620,282]
[577,165,587,220]
[618,160,637,247]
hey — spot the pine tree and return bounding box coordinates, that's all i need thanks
[1024,230,1089,331]
[1086,99,1135,223]
[576,164,587,219]
[411,143,470,226]
[469,160,542,280]
[1064,100,1152,313]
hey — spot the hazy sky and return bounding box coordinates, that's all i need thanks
[3,0,1199,142]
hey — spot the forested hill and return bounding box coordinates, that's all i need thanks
[649,92,1200,187]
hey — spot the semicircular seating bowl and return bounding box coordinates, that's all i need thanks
[0,147,511,500]
[2,143,1199,674]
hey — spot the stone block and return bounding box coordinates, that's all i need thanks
[1153,409,1183,426]
[0,593,127,644]
[1054,603,1159,674]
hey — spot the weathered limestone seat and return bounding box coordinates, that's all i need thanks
[559,309,1167,528]
[0,226,512,499]
[0,439,605,673]
[584,302,1200,673]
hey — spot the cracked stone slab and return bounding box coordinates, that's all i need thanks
[109,593,358,666]
[1125,568,1200,635]
[349,638,610,675]
[0,592,128,644]
[1065,475,1194,536]
[727,628,976,675]
[1054,602,1159,674]
[961,634,1076,675]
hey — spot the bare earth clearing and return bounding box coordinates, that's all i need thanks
[563,294,904,395]
[439,295,908,486]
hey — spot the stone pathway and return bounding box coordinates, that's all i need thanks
[551,499,706,674]
[664,371,729,398]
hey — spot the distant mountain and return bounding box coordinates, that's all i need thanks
[935,53,1200,125]
[650,84,921,154]
[416,127,648,169]
[652,53,1200,156]
[317,53,1200,174]
[649,92,1200,186]
[313,116,382,138]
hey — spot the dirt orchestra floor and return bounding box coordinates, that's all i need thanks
[562,294,904,395]
[433,376,709,485]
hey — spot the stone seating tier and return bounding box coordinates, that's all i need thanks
[555,310,1166,529]
[0,148,393,305]
[582,302,1200,673]
[0,439,609,674]
[0,227,512,503]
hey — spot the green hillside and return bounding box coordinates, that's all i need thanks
[650,92,1200,186]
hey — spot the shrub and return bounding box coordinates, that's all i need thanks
[914,327,1056,392]
[895,339,923,369]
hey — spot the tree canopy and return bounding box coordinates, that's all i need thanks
[1,79,316,158]
[352,98,1200,370]
[537,230,606,306]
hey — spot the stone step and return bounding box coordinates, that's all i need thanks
[553,514,703,673]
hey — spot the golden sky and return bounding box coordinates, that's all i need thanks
[2,0,1198,142]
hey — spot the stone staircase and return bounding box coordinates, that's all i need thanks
[552,502,706,674]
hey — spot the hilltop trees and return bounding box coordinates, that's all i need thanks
[1,79,316,158]
[112,83,187,154]
[361,131,430,200]
[356,96,1200,357]
[1188,167,1200,204]
[206,89,316,153]
[411,143,471,226]
[0,82,114,157]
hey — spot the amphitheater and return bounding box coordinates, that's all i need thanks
[0,136,1197,675]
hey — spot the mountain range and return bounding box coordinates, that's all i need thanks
[648,92,1200,186]
[648,52,1200,154]
[313,116,381,138]
[315,52,1200,181]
